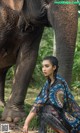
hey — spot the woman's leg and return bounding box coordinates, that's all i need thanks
[39,119,47,133]
[50,126,66,133]
[38,105,69,133]
[39,113,68,133]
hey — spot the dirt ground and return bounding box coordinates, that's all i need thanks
[0,120,38,133]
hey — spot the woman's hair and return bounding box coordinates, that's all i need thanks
[43,56,59,79]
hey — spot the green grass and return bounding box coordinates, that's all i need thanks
[0,81,56,132]
[1,81,40,130]
[0,80,80,133]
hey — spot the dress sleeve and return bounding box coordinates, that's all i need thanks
[63,81,80,118]
[31,81,48,114]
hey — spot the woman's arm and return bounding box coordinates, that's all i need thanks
[23,82,47,133]
[23,104,43,133]
[23,111,36,133]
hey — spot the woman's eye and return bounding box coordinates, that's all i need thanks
[42,64,49,68]
[45,65,49,67]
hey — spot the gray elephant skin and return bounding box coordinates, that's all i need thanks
[0,0,78,122]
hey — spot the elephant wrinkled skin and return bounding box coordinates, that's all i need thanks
[0,0,78,122]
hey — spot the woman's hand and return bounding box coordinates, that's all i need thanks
[22,106,37,133]
[23,124,28,133]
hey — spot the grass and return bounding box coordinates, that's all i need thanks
[0,81,40,130]
[0,80,56,133]
[0,79,80,133]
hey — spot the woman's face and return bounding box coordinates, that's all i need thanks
[42,60,56,78]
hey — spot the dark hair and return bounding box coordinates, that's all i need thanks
[43,56,59,79]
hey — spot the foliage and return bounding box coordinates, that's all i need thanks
[72,17,80,87]
[0,15,79,132]
[5,17,80,99]
[33,18,80,89]
[6,66,15,82]
[33,27,53,86]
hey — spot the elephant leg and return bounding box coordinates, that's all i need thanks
[2,27,44,122]
[48,4,78,85]
[0,67,9,107]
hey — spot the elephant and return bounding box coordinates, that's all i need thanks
[0,0,78,122]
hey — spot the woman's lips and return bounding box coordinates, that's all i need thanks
[43,72,47,75]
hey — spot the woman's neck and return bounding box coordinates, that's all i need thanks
[50,79,55,85]
[49,75,55,85]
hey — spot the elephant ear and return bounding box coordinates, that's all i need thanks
[2,0,24,11]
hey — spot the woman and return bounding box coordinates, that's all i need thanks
[23,56,80,133]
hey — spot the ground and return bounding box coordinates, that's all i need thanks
[0,120,38,133]
[0,79,80,133]
[0,85,40,133]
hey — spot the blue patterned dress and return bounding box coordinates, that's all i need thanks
[33,74,80,133]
